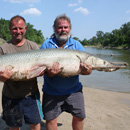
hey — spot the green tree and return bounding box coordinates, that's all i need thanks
[88,36,99,46]
[73,37,81,42]
[81,38,88,46]
[0,18,11,41]
[102,32,111,47]
[25,23,45,44]
[120,22,130,48]
[96,31,104,47]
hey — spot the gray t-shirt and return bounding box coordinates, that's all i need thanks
[0,39,39,98]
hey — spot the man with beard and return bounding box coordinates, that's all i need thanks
[40,14,92,130]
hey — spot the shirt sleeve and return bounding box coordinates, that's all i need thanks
[74,40,85,52]
[40,40,49,49]
[30,41,39,50]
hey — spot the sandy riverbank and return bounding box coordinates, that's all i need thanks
[0,81,130,130]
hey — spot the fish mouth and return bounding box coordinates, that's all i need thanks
[92,66,128,72]
[110,62,129,67]
[92,61,129,72]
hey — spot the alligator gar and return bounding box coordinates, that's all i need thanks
[0,48,128,81]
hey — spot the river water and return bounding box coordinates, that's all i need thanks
[80,47,130,92]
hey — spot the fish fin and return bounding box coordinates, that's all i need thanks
[92,66,121,72]
[27,66,46,79]
[76,55,82,63]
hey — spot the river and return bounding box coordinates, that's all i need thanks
[80,47,130,92]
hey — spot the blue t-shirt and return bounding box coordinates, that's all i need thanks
[40,37,85,95]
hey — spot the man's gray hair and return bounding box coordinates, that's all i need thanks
[53,14,72,31]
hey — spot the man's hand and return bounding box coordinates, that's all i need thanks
[38,69,46,77]
[80,63,92,75]
[45,62,62,77]
[0,68,13,82]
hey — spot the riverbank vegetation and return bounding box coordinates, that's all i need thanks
[75,22,130,50]
[0,18,130,49]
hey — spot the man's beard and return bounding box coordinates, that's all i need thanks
[12,34,23,43]
[55,31,71,43]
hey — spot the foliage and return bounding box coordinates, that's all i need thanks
[0,18,45,45]
[0,18,11,40]
[81,38,88,46]
[86,22,130,49]
[73,37,81,42]
[77,22,130,49]
[25,23,44,45]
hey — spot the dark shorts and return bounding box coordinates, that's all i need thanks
[42,88,86,120]
[2,92,43,127]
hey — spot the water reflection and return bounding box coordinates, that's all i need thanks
[80,47,130,92]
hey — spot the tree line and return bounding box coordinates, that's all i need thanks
[78,22,130,49]
[0,18,130,49]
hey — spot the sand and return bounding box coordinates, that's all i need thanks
[0,81,130,130]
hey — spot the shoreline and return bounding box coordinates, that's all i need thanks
[84,45,130,50]
[0,82,130,130]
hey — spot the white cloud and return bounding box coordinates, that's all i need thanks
[68,0,82,7]
[74,7,90,15]
[126,10,130,14]
[3,0,39,3]
[68,3,77,7]
[20,8,42,16]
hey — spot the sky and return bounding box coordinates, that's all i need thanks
[0,0,130,40]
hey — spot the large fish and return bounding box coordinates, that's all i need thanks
[0,48,128,81]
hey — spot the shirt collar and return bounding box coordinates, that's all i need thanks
[49,37,73,49]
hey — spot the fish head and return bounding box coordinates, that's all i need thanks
[84,56,110,67]
[84,55,128,72]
